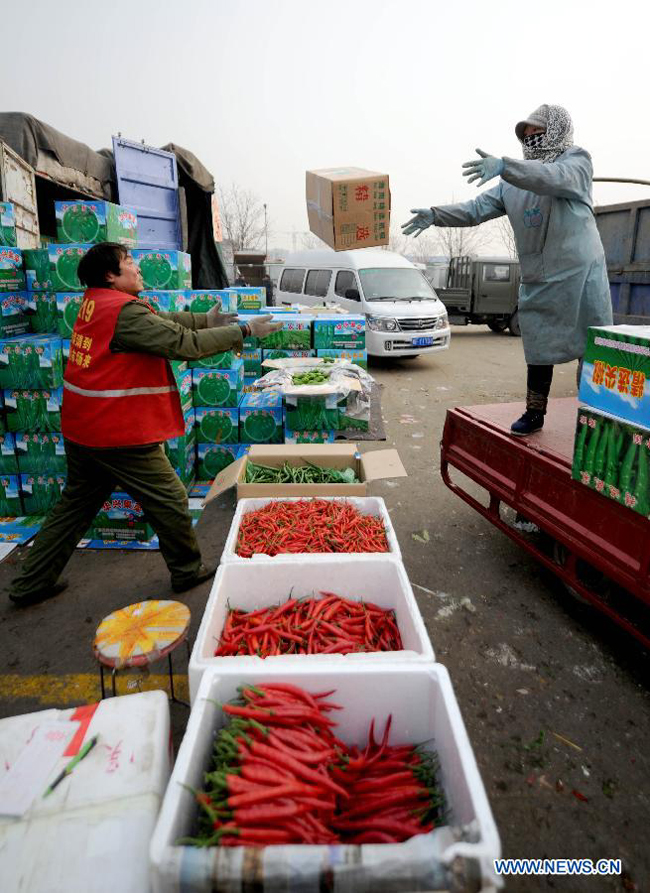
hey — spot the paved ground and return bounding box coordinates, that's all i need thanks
[0,326,648,892]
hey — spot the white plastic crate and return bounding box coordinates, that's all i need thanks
[0,691,170,893]
[150,665,501,893]
[220,496,401,563]
[188,558,434,700]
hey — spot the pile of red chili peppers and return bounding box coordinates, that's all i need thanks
[215,592,403,657]
[235,500,389,557]
[181,682,444,847]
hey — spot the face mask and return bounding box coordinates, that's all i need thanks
[523,132,546,149]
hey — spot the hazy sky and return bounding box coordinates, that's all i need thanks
[3,0,649,254]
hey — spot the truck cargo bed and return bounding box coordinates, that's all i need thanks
[441,397,650,648]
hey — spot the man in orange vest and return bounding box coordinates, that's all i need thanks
[8,243,282,606]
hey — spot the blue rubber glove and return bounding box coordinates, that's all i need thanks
[462,149,504,186]
[401,208,435,238]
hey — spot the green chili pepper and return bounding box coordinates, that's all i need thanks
[619,438,637,498]
[633,441,649,515]
[583,420,601,477]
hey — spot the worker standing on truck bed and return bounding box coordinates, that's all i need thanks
[402,104,612,436]
[7,243,282,606]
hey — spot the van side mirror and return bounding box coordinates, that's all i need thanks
[344,288,360,300]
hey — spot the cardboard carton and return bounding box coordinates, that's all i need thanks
[312,315,365,349]
[192,360,244,408]
[241,348,262,378]
[0,247,25,292]
[262,349,315,361]
[579,325,650,428]
[257,315,312,351]
[190,351,236,371]
[205,443,406,502]
[131,249,191,290]
[229,287,266,310]
[239,392,283,444]
[4,388,63,433]
[55,200,138,246]
[284,426,336,444]
[0,473,22,515]
[194,407,239,444]
[306,167,390,250]
[22,249,53,291]
[15,431,66,474]
[0,203,17,248]
[0,292,30,338]
[0,432,18,474]
[20,472,65,514]
[48,244,91,291]
[0,335,63,389]
[196,442,240,479]
[180,290,237,313]
[317,348,368,369]
[54,293,83,338]
[140,290,185,313]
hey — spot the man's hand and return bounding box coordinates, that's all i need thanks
[401,208,435,238]
[206,307,239,327]
[246,314,283,338]
[461,149,504,186]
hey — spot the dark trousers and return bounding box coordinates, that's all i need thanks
[526,359,584,412]
[10,440,202,597]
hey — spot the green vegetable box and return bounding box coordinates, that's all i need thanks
[131,250,191,290]
[173,366,193,412]
[23,249,53,291]
[55,293,83,337]
[179,290,237,313]
[195,407,239,444]
[317,349,368,369]
[0,474,22,515]
[139,290,184,313]
[262,349,315,361]
[241,349,262,378]
[284,394,369,432]
[165,408,196,468]
[55,201,138,246]
[20,473,65,514]
[4,388,63,433]
[229,287,265,311]
[312,315,365,349]
[258,315,312,351]
[0,203,17,248]
[0,433,18,473]
[190,351,235,370]
[26,292,57,334]
[579,325,650,428]
[572,406,650,517]
[0,248,25,292]
[48,244,92,291]
[90,492,153,542]
[171,447,196,490]
[0,293,30,338]
[0,335,63,389]
[239,391,283,444]
[192,360,244,408]
[196,442,240,480]
[15,432,66,474]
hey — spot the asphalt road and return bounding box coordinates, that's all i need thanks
[0,326,648,892]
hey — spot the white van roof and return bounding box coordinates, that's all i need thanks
[282,249,416,271]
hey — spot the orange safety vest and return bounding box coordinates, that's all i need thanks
[62,288,185,448]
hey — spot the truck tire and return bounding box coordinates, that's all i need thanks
[508,310,521,337]
[487,320,508,333]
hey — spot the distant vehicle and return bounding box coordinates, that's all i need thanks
[275,249,450,358]
[438,255,521,336]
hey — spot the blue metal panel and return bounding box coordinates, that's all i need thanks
[112,137,181,250]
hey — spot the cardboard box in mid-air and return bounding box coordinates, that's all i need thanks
[306,167,390,251]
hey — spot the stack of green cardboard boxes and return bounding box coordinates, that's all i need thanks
[573,325,650,518]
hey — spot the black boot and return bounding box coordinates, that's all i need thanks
[510,409,545,436]
[511,378,549,436]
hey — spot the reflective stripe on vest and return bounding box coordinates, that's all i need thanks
[64,381,178,399]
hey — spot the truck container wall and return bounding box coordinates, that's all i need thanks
[0,141,40,249]
[595,199,650,325]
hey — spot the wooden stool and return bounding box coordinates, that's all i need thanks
[93,600,191,706]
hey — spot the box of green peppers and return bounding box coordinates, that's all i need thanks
[20,473,65,514]
[0,433,19,474]
[0,474,23,515]
[189,351,235,370]
[48,244,92,291]
[572,406,650,518]
[4,388,63,433]
[131,249,191,290]
[173,366,193,413]
[0,293,30,338]
[195,407,239,444]
[26,292,58,335]
[55,201,138,247]
[241,348,262,378]
[196,442,239,480]
[0,204,17,248]
[284,394,369,432]
[23,249,53,291]
[15,432,66,474]
[238,391,283,444]
[0,248,25,292]
[90,492,153,542]
[257,315,312,351]
[192,360,244,408]
[139,290,185,313]
[55,293,83,338]
[284,426,336,444]
[0,335,64,389]
[179,290,237,313]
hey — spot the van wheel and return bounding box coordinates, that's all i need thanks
[487,320,508,333]
[508,310,521,337]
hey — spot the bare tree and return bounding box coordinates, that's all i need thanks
[433,223,493,259]
[218,183,269,252]
[406,232,439,264]
[491,217,518,258]
[299,232,327,250]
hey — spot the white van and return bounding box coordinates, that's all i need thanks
[275,249,450,358]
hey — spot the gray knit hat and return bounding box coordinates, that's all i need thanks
[515,105,549,141]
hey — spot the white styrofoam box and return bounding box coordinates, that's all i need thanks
[0,691,170,893]
[150,665,501,893]
[189,558,434,700]
[220,495,401,563]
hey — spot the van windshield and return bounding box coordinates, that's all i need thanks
[359,268,438,301]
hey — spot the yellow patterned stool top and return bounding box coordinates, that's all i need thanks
[93,600,191,670]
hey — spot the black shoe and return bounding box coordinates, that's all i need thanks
[171,563,217,594]
[510,410,545,436]
[8,580,69,607]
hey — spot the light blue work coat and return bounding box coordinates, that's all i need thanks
[433,147,613,364]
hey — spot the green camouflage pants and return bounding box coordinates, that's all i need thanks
[10,440,202,596]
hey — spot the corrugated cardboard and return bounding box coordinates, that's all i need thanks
[306,167,390,251]
[204,443,406,503]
